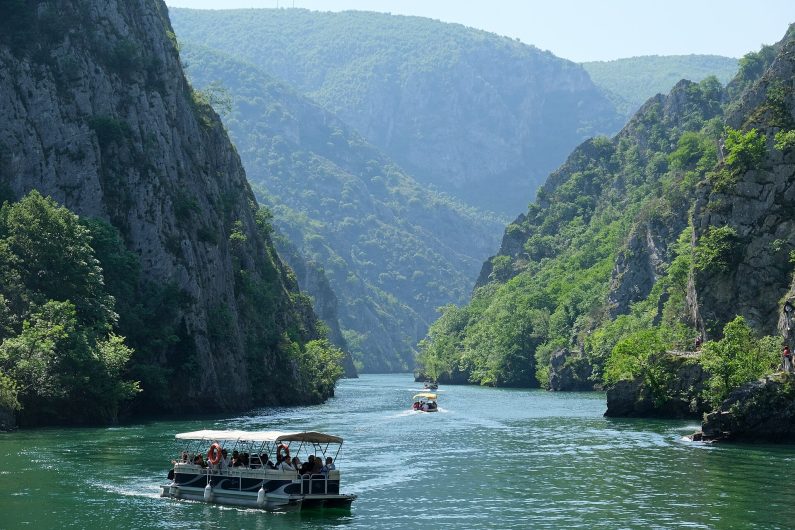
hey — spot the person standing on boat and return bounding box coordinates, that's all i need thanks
[219,449,230,470]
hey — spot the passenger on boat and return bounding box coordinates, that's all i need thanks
[413,401,421,410]
[279,457,295,472]
[260,453,275,469]
[193,454,208,468]
[241,452,250,467]
[232,450,243,467]
[311,456,324,474]
[321,457,336,474]
[219,449,229,469]
[300,455,315,475]
[292,456,302,471]
[421,402,429,412]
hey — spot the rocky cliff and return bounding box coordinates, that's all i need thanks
[689,27,795,340]
[694,373,795,442]
[604,353,709,418]
[0,0,333,412]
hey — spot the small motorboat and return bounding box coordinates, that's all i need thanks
[411,392,438,412]
[160,429,356,511]
[423,381,438,390]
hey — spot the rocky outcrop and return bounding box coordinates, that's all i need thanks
[689,28,795,339]
[605,353,709,418]
[0,1,328,412]
[0,407,15,431]
[548,348,594,391]
[694,373,795,442]
[608,212,688,318]
[273,234,357,377]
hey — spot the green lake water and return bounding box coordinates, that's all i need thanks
[2,373,795,529]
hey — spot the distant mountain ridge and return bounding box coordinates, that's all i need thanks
[170,7,623,217]
[583,54,739,118]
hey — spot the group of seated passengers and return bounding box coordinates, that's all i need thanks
[273,453,336,475]
[412,400,437,411]
[183,448,336,475]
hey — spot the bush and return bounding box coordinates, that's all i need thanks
[700,317,779,406]
[694,226,739,274]
[724,127,766,175]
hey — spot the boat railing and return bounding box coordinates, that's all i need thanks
[300,473,330,495]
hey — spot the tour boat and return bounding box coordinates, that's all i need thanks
[160,429,356,511]
[412,392,438,412]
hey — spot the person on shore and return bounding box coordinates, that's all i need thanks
[783,345,792,373]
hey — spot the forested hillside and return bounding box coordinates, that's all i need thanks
[583,54,739,117]
[181,46,504,371]
[418,25,795,411]
[170,8,622,216]
[0,0,344,426]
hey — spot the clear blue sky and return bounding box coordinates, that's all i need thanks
[164,0,795,62]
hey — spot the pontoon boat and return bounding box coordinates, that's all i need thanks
[160,430,356,511]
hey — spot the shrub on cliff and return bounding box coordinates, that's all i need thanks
[700,317,779,406]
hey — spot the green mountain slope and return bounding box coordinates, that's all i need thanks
[181,45,504,372]
[170,8,622,216]
[583,55,739,117]
[418,25,794,404]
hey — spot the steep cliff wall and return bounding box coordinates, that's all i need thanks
[0,0,331,412]
[690,27,795,339]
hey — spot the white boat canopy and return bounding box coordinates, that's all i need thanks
[175,430,343,444]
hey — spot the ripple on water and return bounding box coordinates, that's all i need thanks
[3,374,795,529]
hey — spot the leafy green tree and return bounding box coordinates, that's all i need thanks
[0,192,139,425]
[700,317,779,406]
[724,128,766,174]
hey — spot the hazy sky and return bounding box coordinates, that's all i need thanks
[164,0,795,62]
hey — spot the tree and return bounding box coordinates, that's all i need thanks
[700,317,779,406]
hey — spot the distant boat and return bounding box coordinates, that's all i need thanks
[412,392,439,413]
[423,381,438,390]
[161,429,356,511]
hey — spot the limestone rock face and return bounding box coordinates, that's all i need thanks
[689,30,795,339]
[0,406,15,432]
[604,353,709,418]
[0,1,325,411]
[548,349,594,391]
[273,235,357,377]
[697,374,795,442]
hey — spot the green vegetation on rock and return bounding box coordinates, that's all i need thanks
[420,24,795,429]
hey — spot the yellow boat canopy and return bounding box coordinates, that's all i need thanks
[413,393,437,400]
[174,430,343,444]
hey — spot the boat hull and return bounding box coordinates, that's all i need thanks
[160,466,355,511]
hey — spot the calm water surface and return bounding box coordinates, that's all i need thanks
[2,373,795,529]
